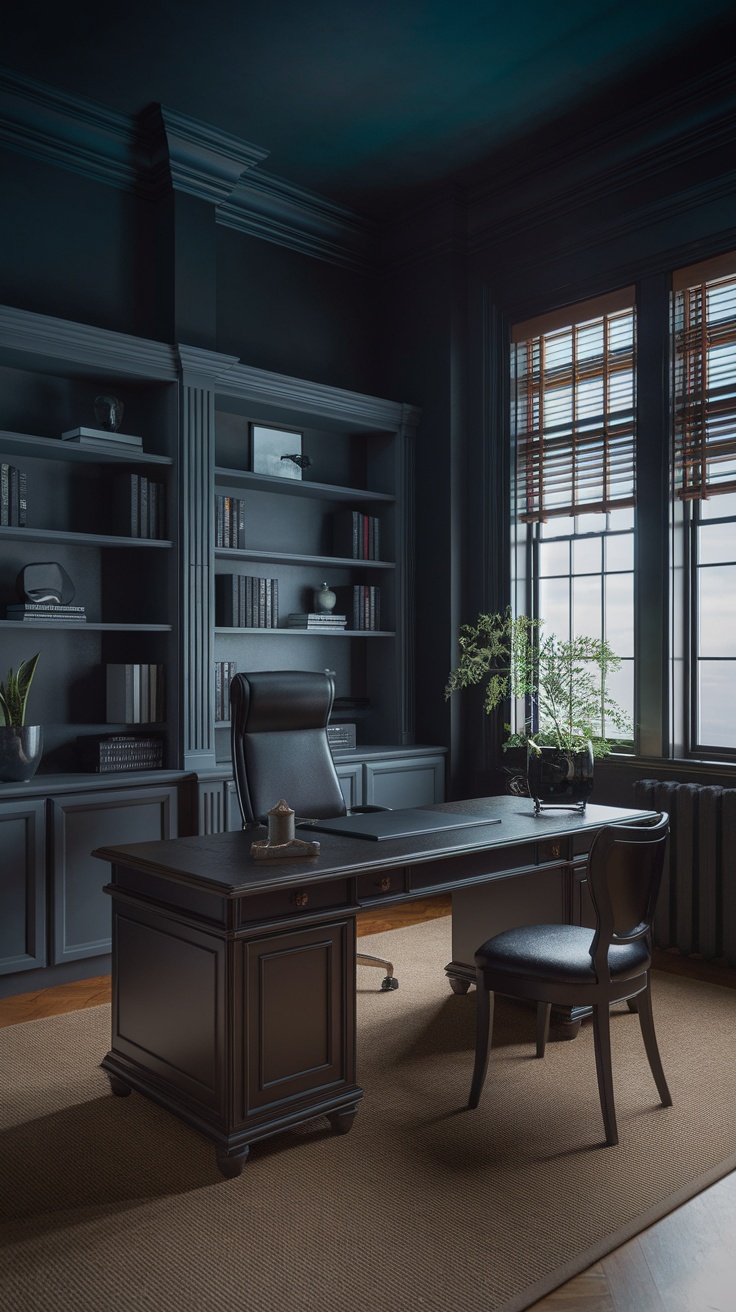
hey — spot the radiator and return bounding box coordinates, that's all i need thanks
[633,779,736,963]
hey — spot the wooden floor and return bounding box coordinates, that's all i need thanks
[3,894,735,1311]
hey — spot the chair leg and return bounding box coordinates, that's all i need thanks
[536,1001,551,1057]
[357,953,398,991]
[592,1002,619,1146]
[636,980,672,1107]
[468,975,495,1109]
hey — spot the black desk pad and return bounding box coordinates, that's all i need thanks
[302,808,502,841]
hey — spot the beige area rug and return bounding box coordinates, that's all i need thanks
[2,916,736,1312]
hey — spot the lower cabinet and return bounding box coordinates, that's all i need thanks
[362,753,445,808]
[0,797,46,976]
[49,785,179,964]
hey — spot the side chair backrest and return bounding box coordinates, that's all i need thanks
[230,670,347,825]
[587,812,669,975]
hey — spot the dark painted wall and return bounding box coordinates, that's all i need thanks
[217,228,379,391]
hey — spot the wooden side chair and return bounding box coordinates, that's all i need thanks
[467,813,671,1146]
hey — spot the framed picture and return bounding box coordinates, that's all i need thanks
[251,424,306,480]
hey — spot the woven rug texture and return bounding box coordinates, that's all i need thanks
[1,915,736,1312]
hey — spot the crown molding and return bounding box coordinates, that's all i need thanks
[176,344,240,389]
[0,67,147,193]
[0,303,179,379]
[216,358,418,431]
[145,105,269,204]
[467,62,736,259]
[217,170,378,273]
[0,65,375,271]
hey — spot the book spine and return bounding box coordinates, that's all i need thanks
[271,577,279,627]
[0,463,9,526]
[139,476,149,539]
[17,470,27,527]
[236,498,246,549]
[215,495,224,548]
[9,466,19,527]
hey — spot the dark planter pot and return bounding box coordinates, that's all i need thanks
[526,741,594,815]
[0,725,43,783]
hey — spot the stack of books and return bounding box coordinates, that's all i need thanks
[78,733,164,773]
[333,509,381,560]
[113,472,166,539]
[6,602,86,623]
[62,425,144,454]
[1,462,27,527]
[286,612,348,630]
[106,664,166,723]
[215,495,246,548]
[215,573,279,628]
[215,660,236,722]
[338,587,380,632]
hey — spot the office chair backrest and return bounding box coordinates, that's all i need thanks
[587,812,669,978]
[230,670,347,825]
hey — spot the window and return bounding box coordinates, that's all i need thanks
[673,255,736,754]
[511,290,636,741]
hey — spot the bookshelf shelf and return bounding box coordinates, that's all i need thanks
[0,526,172,548]
[0,621,172,631]
[215,626,395,636]
[214,467,394,503]
[0,429,172,467]
[214,547,395,570]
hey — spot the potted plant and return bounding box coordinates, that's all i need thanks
[445,609,631,812]
[0,653,43,783]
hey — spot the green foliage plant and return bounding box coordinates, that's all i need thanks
[0,653,40,727]
[445,609,631,759]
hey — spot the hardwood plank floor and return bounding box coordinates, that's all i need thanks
[2,894,735,1312]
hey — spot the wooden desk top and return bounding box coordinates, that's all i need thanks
[93,796,655,897]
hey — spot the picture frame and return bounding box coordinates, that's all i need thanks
[251,424,306,480]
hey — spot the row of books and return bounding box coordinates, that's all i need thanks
[215,495,246,549]
[78,733,164,773]
[113,472,167,539]
[333,510,381,561]
[106,663,166,724]
[349,585,382,630]
[215,660,237,722]
[5,603,87,623]
[215,573,279,628]
[1,462,27,527]
[286,612,348,630]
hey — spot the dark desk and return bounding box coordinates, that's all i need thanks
[93,796,653,1176]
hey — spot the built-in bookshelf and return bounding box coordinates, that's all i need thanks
[209,364,419,755]
[0,305,178,774]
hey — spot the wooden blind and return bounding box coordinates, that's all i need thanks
[674,264,736,501]
[512,296,636,523]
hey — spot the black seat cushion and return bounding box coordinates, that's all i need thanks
[475,923,651,985]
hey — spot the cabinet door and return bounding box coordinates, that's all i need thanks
[335,762,362,810]
[0,798,46,975]
[363,754,445,809]
[50,785,179,964]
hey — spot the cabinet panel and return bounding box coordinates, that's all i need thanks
[451,867,568,969]
[236,920,355,1122]
[50,785,178,963]
[363,754,445,808]
[335,761,362,810]
[0,798,46,975]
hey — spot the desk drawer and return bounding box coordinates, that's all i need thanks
[238,879,352,928]
[357,868,407,901]
[409,844,534,893]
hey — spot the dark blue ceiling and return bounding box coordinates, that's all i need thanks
[3,0,735,213]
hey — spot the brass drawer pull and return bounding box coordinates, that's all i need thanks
[293,891,309,908]
[378,876,391,893]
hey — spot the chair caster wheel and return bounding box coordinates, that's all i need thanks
[381,976,399,990]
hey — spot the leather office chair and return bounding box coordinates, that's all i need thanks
[229,669,398,990]
[467,813,671,1146]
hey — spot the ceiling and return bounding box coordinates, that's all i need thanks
[3,1,735,215]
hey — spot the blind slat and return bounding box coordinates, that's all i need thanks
[674,271,736,500]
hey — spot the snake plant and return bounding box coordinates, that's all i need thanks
[0,653,40,727]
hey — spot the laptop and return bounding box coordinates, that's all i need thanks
[301,808,501,842]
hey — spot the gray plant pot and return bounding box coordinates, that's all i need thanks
[0,725,43,783]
